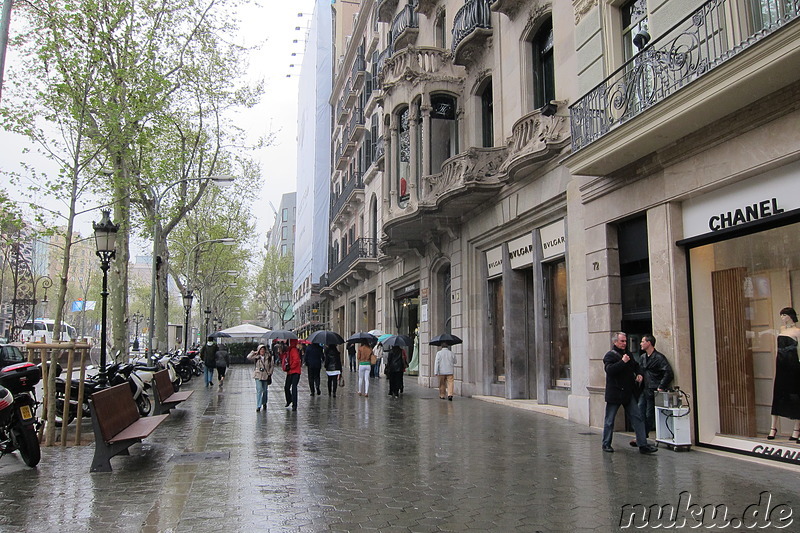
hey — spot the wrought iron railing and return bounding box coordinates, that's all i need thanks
[391,3,419,44]
[352,51,366,82]
[330,172,364,221]
[376,44,395,81]
[570,0,800,153]
[375,135,385,161]
[452,0,492,53]
[348,106,365,143]
[328,238,378,284]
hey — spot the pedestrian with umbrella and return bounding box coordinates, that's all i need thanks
[304,342,324,396]
[383,335,410,397]
[200,336,218,387]
[283,339,303,411]
[431,334,461,400]
[324,343,343,397]
[357,340,374,397]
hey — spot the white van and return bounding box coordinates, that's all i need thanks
[19,319,78,343]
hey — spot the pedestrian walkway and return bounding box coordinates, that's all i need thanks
[1,365,798,532]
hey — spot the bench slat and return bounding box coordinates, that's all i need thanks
[108,414,168,443]
[162,390,193,404]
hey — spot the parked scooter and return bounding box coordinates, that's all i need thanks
[0,362,42,467]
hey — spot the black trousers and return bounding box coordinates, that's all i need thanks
[327,375,339,396]
[284,373,300,408]
[307,367,321,394]
[388,371,403,395]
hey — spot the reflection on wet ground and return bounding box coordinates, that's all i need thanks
[1,366,799,532]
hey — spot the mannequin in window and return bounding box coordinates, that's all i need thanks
[768,307,800,441]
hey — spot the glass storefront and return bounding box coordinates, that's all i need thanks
[689,221,800,456]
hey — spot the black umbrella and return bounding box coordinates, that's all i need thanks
[209,331,232,338]
[262,330,298,341]
[308,330,345,345]
[347,331,377,343]
[381,335,411,349]
[429,333,462,346]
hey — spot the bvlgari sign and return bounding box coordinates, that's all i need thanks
[508,234,533,270]
[540,219,566,260]
[682,160,800,240]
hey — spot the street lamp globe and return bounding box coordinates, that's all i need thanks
[93,209,119,387]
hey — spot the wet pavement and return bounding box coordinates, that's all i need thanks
[1,366,799,532]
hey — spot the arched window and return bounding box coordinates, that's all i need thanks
[430,94,458,173]
[370,195,378,243]
[396,106,410,207]
[480,79,493,148]
[532,17,555,110]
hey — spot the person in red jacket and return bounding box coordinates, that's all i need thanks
[283,339,302,411]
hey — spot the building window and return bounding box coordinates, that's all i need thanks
[689,221,800,444]
[435,9,447,48]
[281,244,287,256]
[430,94,458,173]
[532,17,555,110]
[480,79,493,148]
[282,208,289,222]
[545,258,570,389]
[397,106,411,206]
[489,278,505,382]
[622,0,648,62]
[617,215,651,356]
[281,226,288,240]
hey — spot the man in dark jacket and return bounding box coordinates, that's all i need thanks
[602,332,657,454]
[637,334,674,439]
[304,343,324,396]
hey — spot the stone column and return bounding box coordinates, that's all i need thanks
[408,104,420,207]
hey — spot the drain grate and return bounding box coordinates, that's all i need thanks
[169,451,230,463]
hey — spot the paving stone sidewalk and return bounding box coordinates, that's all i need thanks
[1,365,798,532]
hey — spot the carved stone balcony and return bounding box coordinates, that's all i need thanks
[323,238,379,295]
[380,46,457,96]
[377,0,400,23]
[330,172,365,229]
[567,0,800,176]
[452,0,492,67]
[500,108,571,181]
[383,147,508,247]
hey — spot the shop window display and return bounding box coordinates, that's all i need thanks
[690,223,800,444]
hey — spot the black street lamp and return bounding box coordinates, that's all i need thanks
[212,316,220,332]
[182,291,194,353]
[93,209,119,387]
[204,306,212,340]
[131,311,143,351]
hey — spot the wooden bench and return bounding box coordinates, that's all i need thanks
[152,369,193,416]
[89,383,168,473]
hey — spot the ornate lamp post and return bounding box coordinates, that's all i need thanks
[204,306,212,340]
[182,291,194,352]
[212,316,220,333]
[93,209,119,387]
[131,311,143,351]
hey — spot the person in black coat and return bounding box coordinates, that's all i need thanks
[304,343,324,396]
[324,344,343,397]
[601,332,657,454]
[385,346,406,398]
[637,335,674,438]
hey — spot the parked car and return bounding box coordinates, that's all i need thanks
[19,319,77,344]
[0,344,26,369]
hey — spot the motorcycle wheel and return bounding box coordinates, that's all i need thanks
[178,366,192,383]
[12,425,41,467]
[136,394,152,417]
[54,399,76,427]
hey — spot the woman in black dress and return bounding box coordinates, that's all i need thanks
[768,307,800,441]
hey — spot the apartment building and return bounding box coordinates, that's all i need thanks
[321,0,800,465]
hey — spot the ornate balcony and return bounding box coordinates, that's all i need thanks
[383,147,508,248]
[452,0,492,67]
[351,51,366,90]
[336,99,347,126]
[375,44,395,86]
[325,238,379,293]
[377,0,400,23]
[567,0,800,176]
[344,77,357,108]
[347,107,366,145]
[500,107,571,180]
[390,4,419,50]
[380,46,457,95]
[330,172,365,227]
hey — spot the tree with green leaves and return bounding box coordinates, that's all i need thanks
[256,247,294,330]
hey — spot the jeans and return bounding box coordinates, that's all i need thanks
[255,379,269,409]
[358,364,371,395]
[284,373,300,409]
[307,367,321,394]
[602,395,648,448]
[348,353,356,372]
[638,389,656,435]
[204,366,215,386]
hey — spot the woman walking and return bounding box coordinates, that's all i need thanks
[247,344,274,412]
[215,344,229,388]
[324,343,343,397]
[357,341,374,397]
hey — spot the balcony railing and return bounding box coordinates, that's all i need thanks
[351,51,366,89]
[452,0,492,53]
[390,3,419,48]
[330,172,364,221]
[376,44,395,83]
[328,238,378,285]
[570,0,800,153]
[347,106,365,144]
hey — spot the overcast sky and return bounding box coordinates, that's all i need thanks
[0,0,318,253]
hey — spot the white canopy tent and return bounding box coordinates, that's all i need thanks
[217,324,270,341]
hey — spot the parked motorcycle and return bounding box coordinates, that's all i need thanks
[0,362,42,467]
